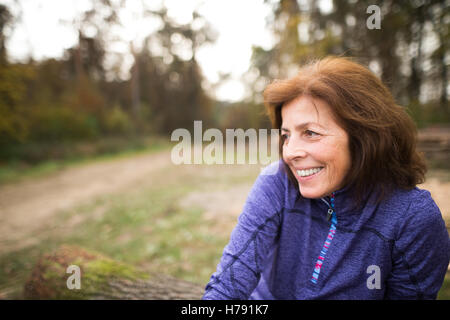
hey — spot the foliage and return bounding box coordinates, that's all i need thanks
[0,62,34,145]
[217,101,271,130]
[0,135,167,172]
[0,0,448,164]
[0,2,217,164]
[102,105,133,135]
[248,0,449,124]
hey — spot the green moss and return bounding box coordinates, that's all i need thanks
[437,276,450,300]
[59,258,150,299]
[24,246,151,299]
[84,258,149,281]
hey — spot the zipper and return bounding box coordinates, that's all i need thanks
[311,192,337,284]
[320,198,334,221]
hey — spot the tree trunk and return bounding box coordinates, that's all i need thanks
[408,4,424,103]
[438,2,448,117]
[23,245,204,300]
[90,275,205,300]
[130,43,141,120]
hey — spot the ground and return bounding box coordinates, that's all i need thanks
[0,150,449,255]
[0,151,172,254]
[0,148,448,298]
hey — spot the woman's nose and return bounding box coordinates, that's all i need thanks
[283,137,307,161]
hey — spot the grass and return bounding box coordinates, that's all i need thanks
[0,147,448,299]
[437,277,450,300]
[0,135,170,185]
[0,160,249,299]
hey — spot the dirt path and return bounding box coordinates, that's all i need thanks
[0,150,173,254]
[0,149,449,255]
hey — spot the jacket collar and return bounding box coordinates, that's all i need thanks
[317,183,379,229]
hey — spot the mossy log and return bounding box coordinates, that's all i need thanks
[24,245,205,300]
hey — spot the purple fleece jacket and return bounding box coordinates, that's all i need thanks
[203,160,450,300]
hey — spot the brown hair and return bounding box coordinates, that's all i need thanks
[263,56,427,207]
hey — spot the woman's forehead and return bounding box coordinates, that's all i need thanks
[281,95,335,127]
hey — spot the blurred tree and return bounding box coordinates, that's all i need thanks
[60,0,124,81]
[248,0,340,99]
[0,62,34,146]
[430,0,449,118]
[132,7,217,134]
[249,0,449,124]
[0,4,13,64]
[0,4,33,148]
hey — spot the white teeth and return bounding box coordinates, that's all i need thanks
[297,167,323,177]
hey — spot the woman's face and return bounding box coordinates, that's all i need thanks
[281,95,351,199]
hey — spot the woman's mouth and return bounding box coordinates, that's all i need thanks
[296,167,324,180]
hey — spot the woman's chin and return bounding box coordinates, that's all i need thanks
[298,187,326,199]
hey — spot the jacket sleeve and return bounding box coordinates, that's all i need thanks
[385,190,450,300]
[202,161,286,300]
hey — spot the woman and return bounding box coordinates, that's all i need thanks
[202,56,450,300]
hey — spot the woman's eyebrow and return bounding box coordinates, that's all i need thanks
[281,122,323,132]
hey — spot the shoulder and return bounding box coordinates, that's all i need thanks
[381,186,449,299]
[243,160,291,218]
[384,186,445,240]
[259,159,287,181]
[385,186,440,218]
[250,159,288,195]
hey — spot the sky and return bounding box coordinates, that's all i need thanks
[1,0,277,102]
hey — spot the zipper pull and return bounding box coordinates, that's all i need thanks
[327,208,333,221]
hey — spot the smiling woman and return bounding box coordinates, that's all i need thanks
[280,95,351,200]
[202,56,450,300]
[265,57,429,209]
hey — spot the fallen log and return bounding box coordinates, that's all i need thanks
[23,245,205,300]
[417,127,450,168]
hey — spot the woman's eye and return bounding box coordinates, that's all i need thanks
[281,133,290,141]
[305,130,319,137]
